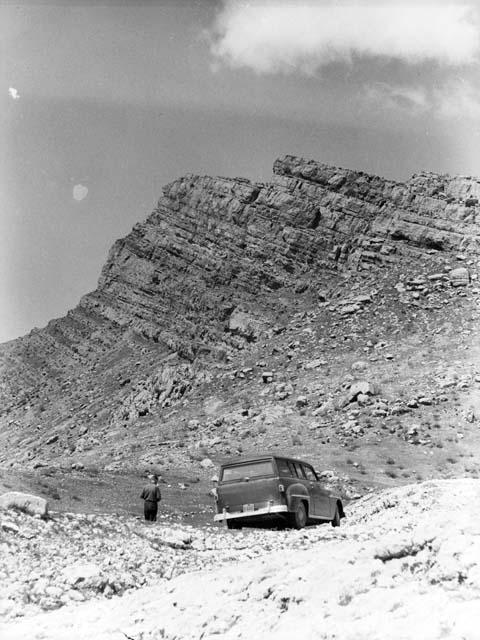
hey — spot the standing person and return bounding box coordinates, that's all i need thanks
[140,474,162,522]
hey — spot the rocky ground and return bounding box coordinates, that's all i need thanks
[1,479,479,639]
[0,500,334,621]
[1,156,480,490]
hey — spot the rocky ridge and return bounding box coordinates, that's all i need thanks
[1,156,480,494]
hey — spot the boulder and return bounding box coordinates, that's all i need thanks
[295,396,308,408]
[341,380,375,406]
[449,267,470,287]
[350,380,375,397]
[304,358,327,370]
[62,563,102,586]
[351,360,368,373]
[0,492,48,517]
[228,308,262,341]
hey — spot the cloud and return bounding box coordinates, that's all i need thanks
[210,2,480,74]
[435,79,480,119]
[8,87,20,100]
[364,83,430,114]
[73,184,88,202]
[362,77,480,121]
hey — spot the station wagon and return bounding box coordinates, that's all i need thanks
[213,454,345,529]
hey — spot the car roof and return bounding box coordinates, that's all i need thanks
[218,452,316,467]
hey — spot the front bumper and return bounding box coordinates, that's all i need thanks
[214,504,288,522]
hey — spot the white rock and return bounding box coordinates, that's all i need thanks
[61,563,101,586]
[0,492,48,517]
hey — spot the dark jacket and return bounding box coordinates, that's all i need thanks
[140,484,161,502]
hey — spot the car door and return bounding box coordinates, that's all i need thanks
[285,460,311,512]
[302,464,331,519]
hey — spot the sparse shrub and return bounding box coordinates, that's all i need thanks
[11,504,31,516]
[85,465,100,476]
[346,458,353,465]
[385,469,397,478]
[446,457,457,464]
[292,434,303,446]
[386,457,395,465]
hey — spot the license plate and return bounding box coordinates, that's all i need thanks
[243,503,255,512]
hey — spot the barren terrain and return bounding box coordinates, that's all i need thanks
[1,156,480,637]
[1,480,479,639]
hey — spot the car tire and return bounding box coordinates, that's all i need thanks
[227,520,242,530]
[331,505,341,527]
[290,502,307,529]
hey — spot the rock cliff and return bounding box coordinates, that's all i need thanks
[1,156,479,482]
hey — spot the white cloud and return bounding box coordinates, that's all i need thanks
[210,2,480,74]
[362,77,480,120]
[435,79,480,119]
[364,83,430,114]
[8,87,20,100]
[73,184,88,202]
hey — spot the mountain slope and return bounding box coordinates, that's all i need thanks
[1,156,479,499]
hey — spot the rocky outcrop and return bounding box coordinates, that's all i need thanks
[273,155,480,269]
[0,156,479,467]
[0,491,48,517]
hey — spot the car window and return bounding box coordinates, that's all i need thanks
[303,465,317,481]
[221,460,274,481]
[287,461,298,477]
[293,462,306,479]
[276,459,292,476]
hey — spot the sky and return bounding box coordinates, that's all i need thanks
[1,0,480,342]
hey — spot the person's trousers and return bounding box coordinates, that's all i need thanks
[144,500,158,521]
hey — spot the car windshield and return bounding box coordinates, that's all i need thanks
[221,460,274,481]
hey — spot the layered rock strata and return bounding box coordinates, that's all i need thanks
[1,156,479,459]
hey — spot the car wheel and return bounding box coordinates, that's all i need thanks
[290,502,307,529]
[331,505,341,527]
[227,520,242,530]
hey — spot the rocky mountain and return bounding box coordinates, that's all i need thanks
[1,478,479,639]
[1,156,480,503]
